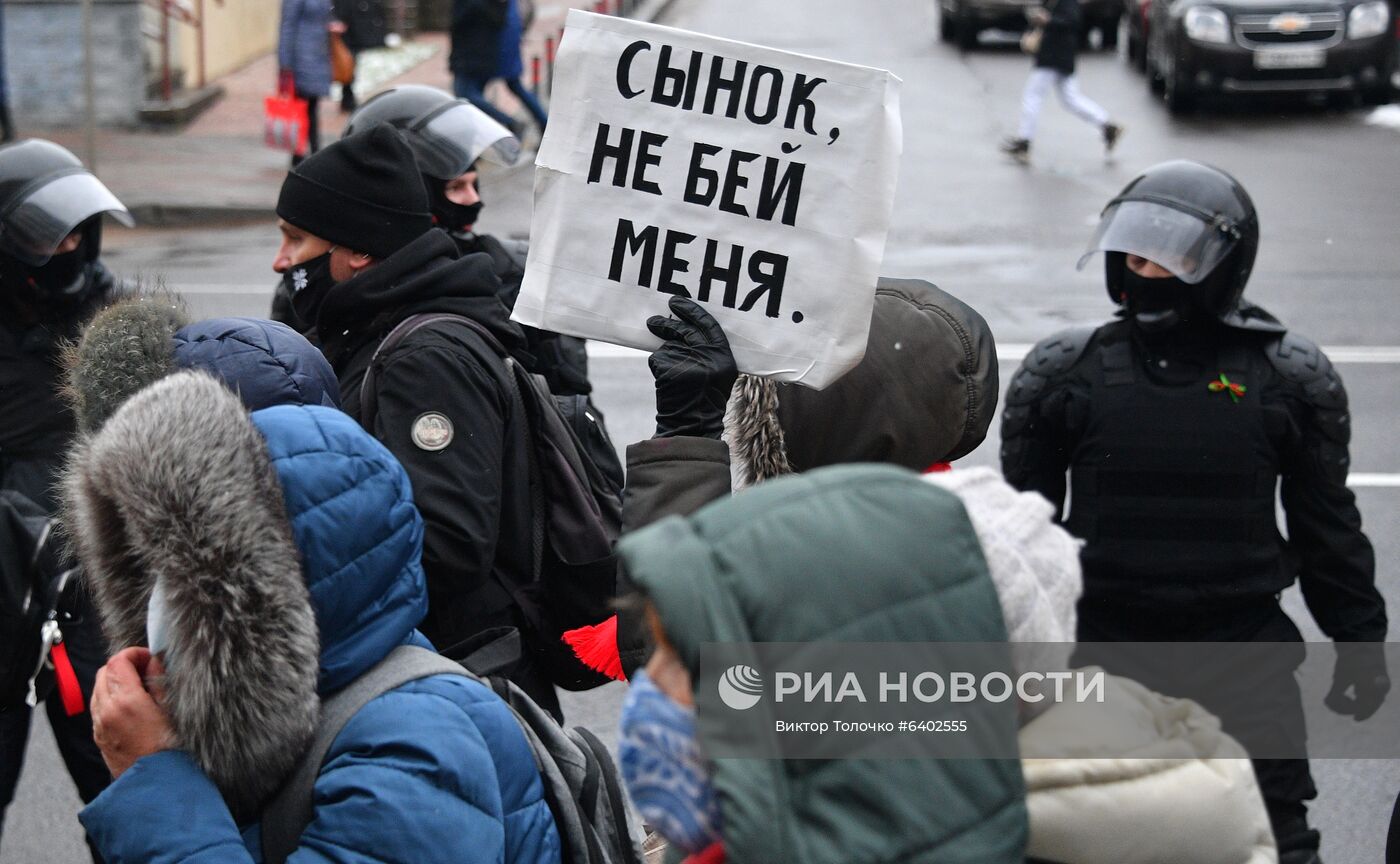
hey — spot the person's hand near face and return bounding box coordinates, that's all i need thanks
[91,647,175,780]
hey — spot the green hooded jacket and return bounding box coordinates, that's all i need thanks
[619,464,1028,864]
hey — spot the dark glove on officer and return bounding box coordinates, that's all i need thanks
[646,296,738,440]
[1325,641,1390,721]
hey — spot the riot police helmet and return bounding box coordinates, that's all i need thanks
[343,84,521,179]
[0,139,132,268]
[1078,160,1259,325]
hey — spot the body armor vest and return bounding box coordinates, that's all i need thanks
[1066,323,1291,607]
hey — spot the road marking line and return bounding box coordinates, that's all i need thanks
[1349,474,1400,488]
[995,344,1400,364]
[588,342,1400,364]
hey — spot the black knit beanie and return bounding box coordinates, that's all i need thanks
[276,125,433,260]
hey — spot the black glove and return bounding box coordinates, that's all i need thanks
[1325,641,1390,721]
[646,296,738,439]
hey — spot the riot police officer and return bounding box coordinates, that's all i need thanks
[1001,160,1388,864]
[0,138,133,861]
[271,84,592,396]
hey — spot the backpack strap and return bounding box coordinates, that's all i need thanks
[573,727,643,864]
[260,645,468,864]
[358,312,547,584]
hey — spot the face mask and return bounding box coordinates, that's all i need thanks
[428,177,484,234]
[284,250,337,333]
[31,248,92,299]
[618,670,723,855]
[1120,266,1193,332]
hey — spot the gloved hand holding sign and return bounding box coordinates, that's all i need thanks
[647,297,738,440]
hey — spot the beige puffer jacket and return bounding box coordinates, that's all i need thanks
[1020,670,1277,864]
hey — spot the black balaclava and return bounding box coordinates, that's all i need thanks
[1115,251,1235,334]
[0,218,102,312]
[427,172,483,234]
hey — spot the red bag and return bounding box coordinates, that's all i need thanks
[264,85,310,157]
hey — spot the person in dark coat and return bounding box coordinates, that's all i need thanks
[1001,0,1121,163]
[0,139,133,863]
[450,0,522,134]
[494,0,547,136]
[272,123,576,715]
[331,0,387,112]
[278,0,334,159]
[1000,161,1389,864]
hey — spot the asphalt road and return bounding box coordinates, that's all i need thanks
[5,0,1399,860]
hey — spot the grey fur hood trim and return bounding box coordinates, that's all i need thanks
[61,372,319,822]
[61,291,189,435]
[727,278,999,488]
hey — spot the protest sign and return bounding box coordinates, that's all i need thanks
[512,10,902,389]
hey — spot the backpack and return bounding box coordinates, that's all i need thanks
[260,644,643,864]
[361,313,623,690]
[0,490,80,712]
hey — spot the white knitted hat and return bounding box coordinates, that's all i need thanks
[924,468,1083,693]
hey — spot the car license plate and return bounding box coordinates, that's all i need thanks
[1254,48,1326,70]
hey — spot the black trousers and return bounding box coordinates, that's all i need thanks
[0,603,110,864]
[1076,598,1320,856]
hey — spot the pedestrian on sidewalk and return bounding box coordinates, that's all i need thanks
[1001,160,1390,864]
[61,373,561,864]
[332,0,387,113]
[279,0,334,162]
[495,0,548,137]
[615,465,1029,864]
[450,0,524,137]
[0,139,134,864]
[0,4,15,142]
[1001,0,1121,163]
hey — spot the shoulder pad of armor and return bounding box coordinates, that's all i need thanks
[1265,331,1347,411]
[1005,326,1096,406]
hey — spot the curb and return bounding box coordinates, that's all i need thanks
[131,1,682,227]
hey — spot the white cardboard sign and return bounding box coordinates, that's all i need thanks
[511,10,902,389]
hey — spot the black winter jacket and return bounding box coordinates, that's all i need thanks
[333,0,386,50]
[451,230,592,397]
[449,0,507,79]
[312,230,559,713]
[0,263,121,510]
[1035,0,1080,75]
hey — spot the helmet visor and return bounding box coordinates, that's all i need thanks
[0,172,132,266]
[1077,199,1238,285]
[408,102,522,179]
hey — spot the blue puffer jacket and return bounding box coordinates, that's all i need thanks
[173,317,341,411]
[279,0,333,97]
[78,403,562,864]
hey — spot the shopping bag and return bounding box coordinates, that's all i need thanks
[330,33,355,85]
[265,90,310,156]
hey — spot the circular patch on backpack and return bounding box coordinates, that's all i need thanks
[411,412,454,451]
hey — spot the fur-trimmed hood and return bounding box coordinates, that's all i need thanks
[64,293,339,434]
[62,372,318,822]
[726,278,999,487]
[62,372,428,823]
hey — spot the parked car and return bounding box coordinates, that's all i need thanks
[1145,0,1395,111]
[939,0,1122,50]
